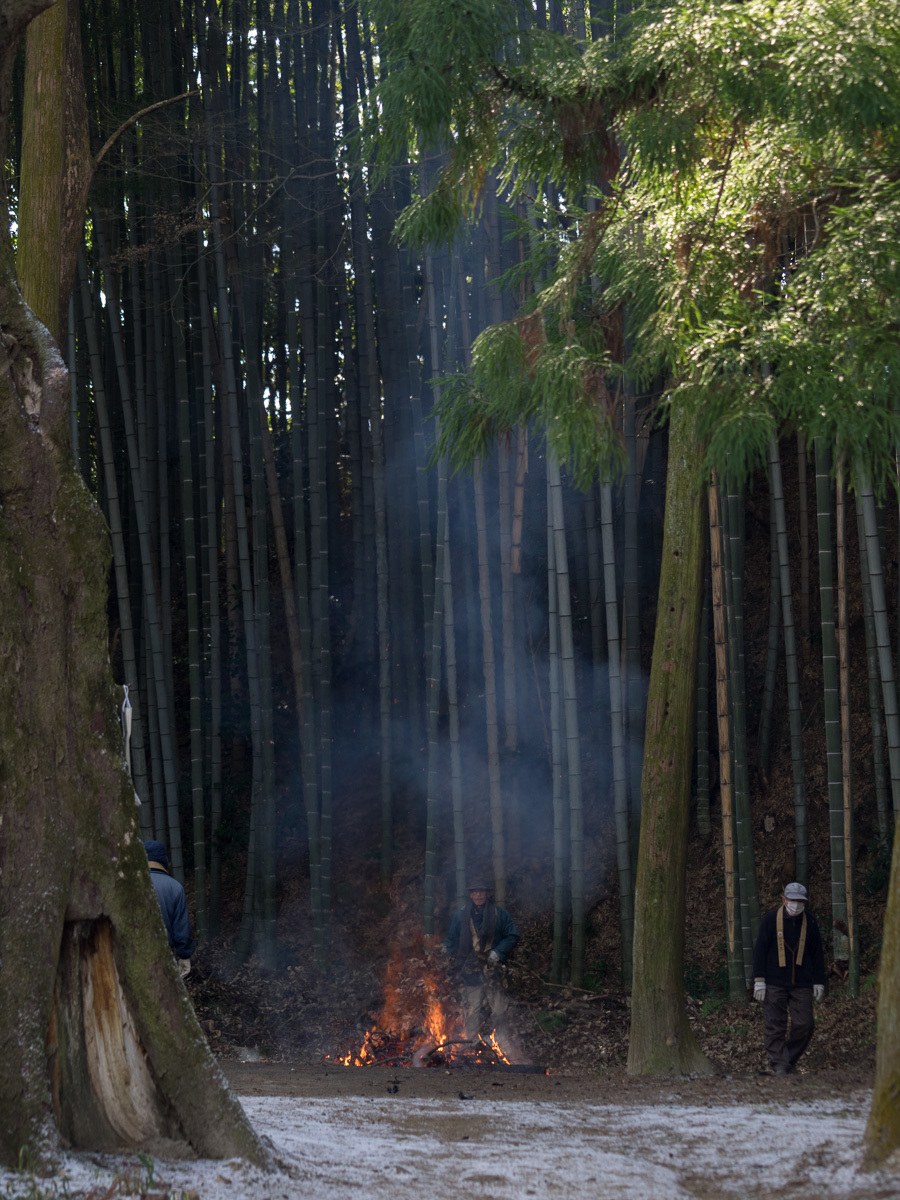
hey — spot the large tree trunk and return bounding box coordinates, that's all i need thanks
[627,403,713,1075]
[865,782,900,1163]
[0,0,265,1168]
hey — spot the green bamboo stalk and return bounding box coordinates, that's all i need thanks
[95,223,185,881]
[835,465,859,994]
[814,438,849,965]
[246,337,277,969]
[548,464,567,985]
[724,480,760,979]
[600,480,633,986]
[757,502,781,786]
[355,185,393,894]
[857,501,892,843]
[584,487,605,713]
[443,519,466,912]
[856,465,900,816]
[152,254,177,743]
[623,381,643,870]
[695,562,711,837]
[709,474,744,1001]
[194,230,223,935]
[168,249,207,939]
[458,260,505,901]
[424,255,446,937]
[768,435,808,885]
[313,215,334,927]
[75,252,151,833]
[549,453,584,987]
[798,434,811,652]
[202,134,265,941]
[474,459,506,901]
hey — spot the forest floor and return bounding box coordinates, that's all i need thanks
[4,1065,899,1200]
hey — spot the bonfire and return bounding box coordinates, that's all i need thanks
[329,927,516,1069]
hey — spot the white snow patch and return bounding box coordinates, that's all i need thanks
[2,1092,898,1199]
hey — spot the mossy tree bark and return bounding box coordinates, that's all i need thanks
[627,403,714,1075]
[0,0,266,1169]
[18,0,91,342]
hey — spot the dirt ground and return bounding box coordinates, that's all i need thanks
[220,1059,875,1108]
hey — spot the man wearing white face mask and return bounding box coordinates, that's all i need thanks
[752,882,826,1074]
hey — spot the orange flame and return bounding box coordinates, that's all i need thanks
[331,934,515,1067]
[485,1029,511,1065]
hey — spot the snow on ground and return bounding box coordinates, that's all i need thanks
[2,1092,899,1200]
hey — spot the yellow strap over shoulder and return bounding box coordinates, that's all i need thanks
[777,905,785,967]
[776,907,807,975]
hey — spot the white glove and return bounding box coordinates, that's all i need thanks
[488,950,500,965]
[813,984,824,1002]
[753,978,766,1002]
[178,958,192,979]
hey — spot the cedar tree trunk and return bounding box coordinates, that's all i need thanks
[626,403,714,1075]
[864,805,900,1163]
[0,0,266,1169]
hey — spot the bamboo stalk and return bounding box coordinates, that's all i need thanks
[548,468,567,984]
[856,466,900,816]
[695,561,711,837]
[600,480,634,986]
[768,435,808,884]
[835,462,858,994]
[549,453,584,987]
[709,473,744,1000]
[814,438,849,965]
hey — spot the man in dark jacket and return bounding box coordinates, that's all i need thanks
[144,840,195,978]
[445,879,519,1042]
[752,882,826,1074]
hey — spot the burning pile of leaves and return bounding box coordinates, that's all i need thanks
[327,917,521,1068]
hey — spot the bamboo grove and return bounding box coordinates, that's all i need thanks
[11,0,900,1005]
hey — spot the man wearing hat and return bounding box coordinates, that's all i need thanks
[445,880,519,1041]
[752,882,826,1074]
[144,840,195,978]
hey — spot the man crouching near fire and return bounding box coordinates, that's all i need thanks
[445,878,519,1044]
[752,882,826,1075]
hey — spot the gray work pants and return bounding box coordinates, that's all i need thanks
[763,984,814,1072]
[462,976,510,1041]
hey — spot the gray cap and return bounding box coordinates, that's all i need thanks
[467,879,492,893]
[784,882,808,902]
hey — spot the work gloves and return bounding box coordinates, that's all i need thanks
[178,958,192,979]
[753,978,824,1002]
[488,950,501,965]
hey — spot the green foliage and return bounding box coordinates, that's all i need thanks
[700,996,726,1017]
[535,1009,568,1031]
[136,1151,156,1190]
[377,0,900,490]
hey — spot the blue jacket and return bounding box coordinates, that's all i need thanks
[149,867,195,958]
